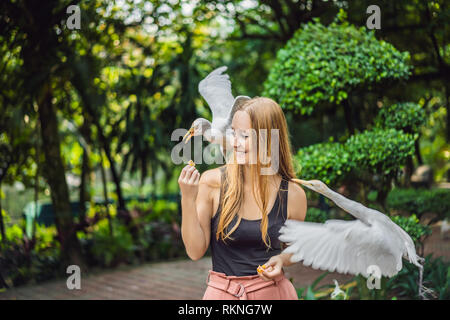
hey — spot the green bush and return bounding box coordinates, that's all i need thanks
[305,207,328,223]
[294,128,417,205]
[386,188,450,222]
[146,200,179,224]
[0,221,61,287]
[135,220,184,261]
[374,102,426,133]
[390,214,432,245]
[86,218,135,267]
[263,10,411,115]
[294,140,353,185]
[344,128,417,176]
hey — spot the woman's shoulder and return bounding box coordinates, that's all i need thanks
[199,166,224,189]
[287,180,307,221]
[287,180,306,194]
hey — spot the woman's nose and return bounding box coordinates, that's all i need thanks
[233,136,244,149]
[231,135,239,148]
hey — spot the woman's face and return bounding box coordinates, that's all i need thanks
[231,111,254,164]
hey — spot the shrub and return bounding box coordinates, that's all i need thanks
[374,102,426,133]
[263,11,411,115]
[294,128,417,207]
[386,188,450,223]
[294,141,353,186]
[344,128,417,176]
[87,218,135,267]
[389,214,432,245]
[305,207,328,223]
[0,222,61,287]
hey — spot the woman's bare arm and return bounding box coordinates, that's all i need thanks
[179,167,218,260]
[281,181,307,267]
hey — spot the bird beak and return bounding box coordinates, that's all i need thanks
[183,127,194,144]
[292,178,313,187]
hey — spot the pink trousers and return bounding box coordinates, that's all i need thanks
[202,270,298,300]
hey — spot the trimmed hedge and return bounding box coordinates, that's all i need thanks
[386,188,450,221]
[263,11,411,115]
[295,128,417,185]
[374,102,426,133]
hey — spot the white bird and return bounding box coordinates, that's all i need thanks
[330,279,347,299]
[182,66,251,156]
[280,178,427,299]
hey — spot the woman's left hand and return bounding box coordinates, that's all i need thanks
[258,255,284,281]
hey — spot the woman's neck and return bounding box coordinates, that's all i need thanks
[242,164,278,186]
[242,164,252,184]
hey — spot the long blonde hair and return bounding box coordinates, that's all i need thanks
[216,97,297,249]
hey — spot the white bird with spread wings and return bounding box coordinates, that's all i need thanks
[182,66,250,156]
[282,178,430,299]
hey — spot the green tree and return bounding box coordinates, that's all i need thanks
[263,11,412,134]
[0,0,86,268]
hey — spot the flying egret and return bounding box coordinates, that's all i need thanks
[182,66,251,156]
[280,178,429,299]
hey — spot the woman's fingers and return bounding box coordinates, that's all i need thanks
[183,165,196,182]
[262,263,284,280]
[178,163,200,200]
[179,165,190,181]
[262,265,279,278]
[257,265,272,281]
[179,165,199,185]
[188,170,199,184]
[259,274,271,281]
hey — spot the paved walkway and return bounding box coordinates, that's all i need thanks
[0,226,447,300]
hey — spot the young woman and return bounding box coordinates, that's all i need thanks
[178,97,307,300]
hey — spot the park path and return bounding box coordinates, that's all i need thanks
[0,225,447,300]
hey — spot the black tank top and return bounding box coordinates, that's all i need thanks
[210,167,289,276]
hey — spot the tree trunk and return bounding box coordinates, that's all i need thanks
[404,155,414,188]
[102,141,126,210]
[342,99,355,135]
[414,138,423,166]
[99,151,113,237]
[0,182,5,244]
[37,84,86,270]
[79,117,92,221]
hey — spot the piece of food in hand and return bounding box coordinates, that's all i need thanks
[188,160,195,167]
[257,264,267,274]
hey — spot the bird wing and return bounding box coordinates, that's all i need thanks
[279,219,404,278]
[317,185,422,268]
[226,95,251,126]
[198,66,236,122]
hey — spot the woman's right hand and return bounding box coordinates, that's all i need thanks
[178,164,200,201]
